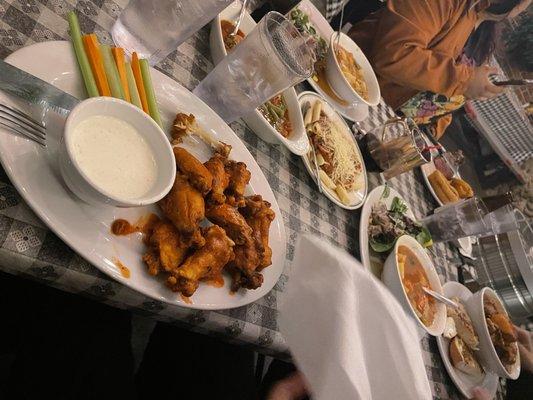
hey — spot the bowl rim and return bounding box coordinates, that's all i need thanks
[477,287,521,379]
[63,97,175,206]
[328,31,380,107]
[392,235,446,335]
[213,8,308,153]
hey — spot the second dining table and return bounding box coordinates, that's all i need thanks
[0,1,502,399]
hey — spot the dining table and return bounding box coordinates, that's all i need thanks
[0,1,505,399]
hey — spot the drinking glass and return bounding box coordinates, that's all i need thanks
[193,11,314,123]
[483,204,520,236]
[421,197,490,243]
[111,0,233,64]
[363,118,432,180]
[421,198,522,243]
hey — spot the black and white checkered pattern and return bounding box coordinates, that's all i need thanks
[0,1,504,398]
[470,92,533,166]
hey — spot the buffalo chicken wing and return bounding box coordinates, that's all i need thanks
[173,147,213,195]
[167,225,235,297]
[143,220,190,276]
[158,173,205,246]
[204,153,230,205]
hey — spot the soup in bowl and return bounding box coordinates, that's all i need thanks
[382,235,446,336]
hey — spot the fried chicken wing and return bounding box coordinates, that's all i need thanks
[167,225,235,297]
[173,147,213,195]
[142,220,190,276]
[171,113,196,143]
[204,153,230,205]
[206,203,253,245]
[241,195,275,270]
[225,160,251,207]
[227,239,264,292]
[158,173,205,246]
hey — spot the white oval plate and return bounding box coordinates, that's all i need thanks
[0,41,286,310]
[436,282,498,399]
[298,91,367,210]
[420,157,473,257]
[210,1,310,156]
[359,185,415,278]
[287,0,369,122]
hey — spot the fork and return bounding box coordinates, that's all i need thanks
[0,103,46,146]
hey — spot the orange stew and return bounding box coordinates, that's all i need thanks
[220,20,292,138]
[397,246,435,327]
[221,20,245,50]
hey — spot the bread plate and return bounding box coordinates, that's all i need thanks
[421,156,473,257]
[436,282,499,399]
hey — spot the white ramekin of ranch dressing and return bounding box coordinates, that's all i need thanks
[59,97,175,207]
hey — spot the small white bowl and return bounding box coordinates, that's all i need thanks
[210,1,310,155]
[382,235,446,336]
[325,32,380,107]
[59,97,176,207]
[465,287,521,379]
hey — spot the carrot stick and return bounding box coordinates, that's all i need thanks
[82,34,111,96]
[112,47,131,102]
[131,52,149,113]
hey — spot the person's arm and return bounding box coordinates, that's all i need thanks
[368,0,472,98]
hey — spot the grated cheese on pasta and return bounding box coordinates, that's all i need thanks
[310,114,362,191]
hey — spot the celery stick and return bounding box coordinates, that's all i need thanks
[67,12,98,98]
[139,59,162,128]
[125,62,142,109]
[100,44,124,100]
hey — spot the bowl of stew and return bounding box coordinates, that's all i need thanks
[382,235,446,336]
[209,1,310,156]
[325,32,380,107]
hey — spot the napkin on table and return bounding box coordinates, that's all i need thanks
[279,234,433,400]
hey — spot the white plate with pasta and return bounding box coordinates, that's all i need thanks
[298,92,367,210]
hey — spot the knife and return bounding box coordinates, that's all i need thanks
[493,78,533,86]
[0,59,81,116]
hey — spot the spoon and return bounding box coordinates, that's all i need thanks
[422,287,459,309]
[230,0,249,38]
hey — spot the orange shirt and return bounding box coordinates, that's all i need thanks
[349,0,489,111]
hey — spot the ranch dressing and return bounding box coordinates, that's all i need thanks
[71,115,157,200]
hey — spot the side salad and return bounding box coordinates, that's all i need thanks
[368,187,432,253]
[289,8,328,64]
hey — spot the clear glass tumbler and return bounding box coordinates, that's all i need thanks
[193,11,315,123]
[420,197,490,243]
[111,0,233,64]
[366,118,432,180]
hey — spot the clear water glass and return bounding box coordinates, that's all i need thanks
[111,0,233,64]
[421,197,490,243]
[193,11,315,123]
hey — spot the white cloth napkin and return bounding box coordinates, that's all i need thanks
[279,234,433,400]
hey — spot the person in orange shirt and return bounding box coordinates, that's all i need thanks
[348,0,531,138]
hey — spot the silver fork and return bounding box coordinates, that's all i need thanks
[0,103,46,146]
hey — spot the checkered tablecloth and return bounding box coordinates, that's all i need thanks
[466,63,533,183]
[0,1,504,399]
